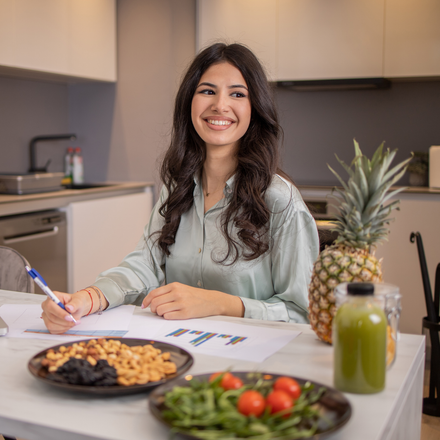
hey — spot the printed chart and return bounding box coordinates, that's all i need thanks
[149,318,301,361]
[165,328,248,348]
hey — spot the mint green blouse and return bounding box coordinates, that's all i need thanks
[94,174,319,323]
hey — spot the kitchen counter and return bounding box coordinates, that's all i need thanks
[0,290,425,440]
[298,184,440,209]
[298,184,440,195]
[0,181,154,217]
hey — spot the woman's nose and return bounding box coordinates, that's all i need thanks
[211,93,229,112]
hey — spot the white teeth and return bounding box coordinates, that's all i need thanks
[207,119,232,126]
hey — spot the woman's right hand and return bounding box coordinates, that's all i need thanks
[41,290,89,334]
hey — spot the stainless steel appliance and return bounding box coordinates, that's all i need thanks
[0,210,67,294]
[303,196,340,251]
[0,172,64,194]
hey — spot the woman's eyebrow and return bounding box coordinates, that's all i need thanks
[229,84,248,91]
[196,82,248,91]
[197,82,216,88]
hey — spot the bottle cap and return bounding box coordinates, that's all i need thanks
[67,147,73,153]
[347,282,374,296]
[75,147,81,153]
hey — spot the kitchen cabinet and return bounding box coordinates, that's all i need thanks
[197,0,440,80]
[196,0,277,80]
[66,189,153,292]
[384,0,440,78]
[374,192,440,336]
[0,0,116,82]
[0,183,154,293]
[197,0,384,80]
[277,0,384,81]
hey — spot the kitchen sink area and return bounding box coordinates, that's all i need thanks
[0,172,120,195]
[63,183,117,190]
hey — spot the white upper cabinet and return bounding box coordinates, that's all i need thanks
[197,0,440,81]
[0,0,116,82]
[384,0,440,78]
[68,0,116,81]
[196,0,278,80]
[277,0,384,81]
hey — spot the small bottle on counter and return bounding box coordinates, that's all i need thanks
[72,147,84,185]
[64,147,74,184]
[333,282,387,394]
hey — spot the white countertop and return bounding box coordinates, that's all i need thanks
[0,290,425,440]
[0,181,154,217]
[297,184,438,194]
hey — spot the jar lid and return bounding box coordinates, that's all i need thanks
[335,282,400,299]
[347,282,374,296]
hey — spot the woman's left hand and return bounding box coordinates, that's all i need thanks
[141,282,244,319]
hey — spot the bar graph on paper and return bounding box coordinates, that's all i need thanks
[166,328,248,348]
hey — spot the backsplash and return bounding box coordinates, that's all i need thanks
[0,74,439,189]
[276,80,440,187]
[0,76,69,175]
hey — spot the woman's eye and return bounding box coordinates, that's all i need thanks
[231,92,246,98]
[200,89,214,95]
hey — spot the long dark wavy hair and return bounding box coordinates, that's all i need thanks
[157,42,285,265]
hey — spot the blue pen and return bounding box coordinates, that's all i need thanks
[25,266,77,324]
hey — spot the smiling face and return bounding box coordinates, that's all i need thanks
[191,62,252,155]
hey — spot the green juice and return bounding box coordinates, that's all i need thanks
[333,299,387,394]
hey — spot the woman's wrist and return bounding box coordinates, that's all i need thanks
[214,291,244,317]
[76,287,109,316]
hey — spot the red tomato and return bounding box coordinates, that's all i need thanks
[209,372,243,390]
[222,374,244,390]
[209,372,224,382]
[273,377,302,401]
[266,390,294,417]
[237,390,266,417]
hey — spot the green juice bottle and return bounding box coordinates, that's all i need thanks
[333,283,387,394]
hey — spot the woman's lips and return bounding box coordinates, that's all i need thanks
[204,118,235,130]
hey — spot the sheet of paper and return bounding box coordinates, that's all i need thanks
[0,304,135,342]
[126,314,300,362]
[0,304,300,361]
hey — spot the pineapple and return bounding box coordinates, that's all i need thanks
[308,140,411,344]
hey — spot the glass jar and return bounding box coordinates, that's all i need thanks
[335,282,402,368]
[333,283,387,394]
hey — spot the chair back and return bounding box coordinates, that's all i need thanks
[0,246,34,293]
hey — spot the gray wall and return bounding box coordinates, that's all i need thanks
[276,80,440,186]
[0,77,69,174]
[69,0,196,187]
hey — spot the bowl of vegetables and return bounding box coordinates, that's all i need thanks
[148,371,351,439]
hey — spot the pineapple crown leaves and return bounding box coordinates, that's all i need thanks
[327,140,411,249]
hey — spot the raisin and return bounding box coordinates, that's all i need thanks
[47,358,118,387]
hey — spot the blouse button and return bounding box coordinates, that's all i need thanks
[198,248,201,253]
[197,280,202,287]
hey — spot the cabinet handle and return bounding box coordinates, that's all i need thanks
[3,226,59,244]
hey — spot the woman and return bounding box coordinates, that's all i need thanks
[41,43,319,334]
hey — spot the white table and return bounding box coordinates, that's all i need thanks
[0,290,425,440]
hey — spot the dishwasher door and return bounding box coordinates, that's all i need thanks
[0,210,67,294]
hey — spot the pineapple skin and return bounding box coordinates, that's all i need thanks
[308,244,383,344]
